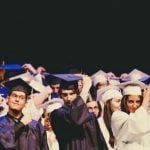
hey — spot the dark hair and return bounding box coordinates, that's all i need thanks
[97,101,102,118]
[103,99,115,148]
[8,85,28,99]
[121,95,143,114]
[95,80,110,91]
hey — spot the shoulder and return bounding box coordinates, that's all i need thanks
[111,111,129,137]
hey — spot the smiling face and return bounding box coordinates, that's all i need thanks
[126,95,142,113]
[7,91,27,113]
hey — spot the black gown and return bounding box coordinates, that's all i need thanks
[0,114,49,150]
[50,96,108,150]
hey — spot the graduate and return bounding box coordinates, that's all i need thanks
[0,78,49,150]
[111,80,150,150]
[50,74,108,150]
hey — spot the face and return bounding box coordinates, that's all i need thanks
[61,90,77,105]
[110,98,121,112]
[51,84,60,93]
[126,95,141,113]
[78,80,83,93]
[86,101,99,117]
[7,91,27,112]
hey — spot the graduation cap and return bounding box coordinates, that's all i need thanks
[91,70,108,87]
[38,98,64,113]
[96,85,120,101]
[118,80,145,96]
[1,64,25,79]
[51,74,82,90]
[118,80,145,90]
[122,69,149,82]
[3,78,38,96]
[139,76,150,85]
[9,72,33,82]
[0,64,22,70]
[29,80,47,92]
[101,88,123,102]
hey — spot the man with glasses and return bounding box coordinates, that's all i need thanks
[0,78,49,150]
[50,74,108,150]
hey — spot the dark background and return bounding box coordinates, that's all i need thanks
[1,3,149,76]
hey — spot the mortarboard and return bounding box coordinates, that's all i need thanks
[118,80,145,90]
[96,85,120,101]
[91,70,107,79]
[139,76,150,85]
[3,78,37,96]
[29,80,47,92]
[91,70,108,87]
[108,78,120,86]
[122,69,149,82]
[9,72,33,82]
[101,89,123,102]
[45,75,61,85]
[38,98,64,112]
[51,74,82,81]
[123,85,142,96]
[0,64,22,70]
[1,64,25,79]
[51,74,82,90]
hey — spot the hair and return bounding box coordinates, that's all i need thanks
[8,85,28,99]
[121,95,143,114]
[97,101,102,118]
[103,99,115,148]
[50,77,61,85]
[95,80,110,91]
[60,85,80,96]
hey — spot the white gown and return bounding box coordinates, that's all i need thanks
[111,107,150,150]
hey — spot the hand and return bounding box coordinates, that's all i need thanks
[120,73,128,81]
[142,85,150,109]
[107,72,116,79]
[20,113,32,125]
[80,75,92,102]
[22,63,37,75]
[82,75,92,91]
[36,66,46,74]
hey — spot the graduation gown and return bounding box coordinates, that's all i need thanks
[50,96,108,150]
[0,114,49,150]
[111,107,150,150]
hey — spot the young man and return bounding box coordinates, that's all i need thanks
[0,78,49,150]
[50,74,108,150]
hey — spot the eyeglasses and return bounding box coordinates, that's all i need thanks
[61,92,75,97]
[10,93,26,101]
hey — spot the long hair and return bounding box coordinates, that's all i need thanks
[103,99,115,148]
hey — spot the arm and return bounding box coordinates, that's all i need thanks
[80,75,92,103]
[111,107,150,142]
[51,96,93,129]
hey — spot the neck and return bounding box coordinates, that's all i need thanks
[8,109,22,119]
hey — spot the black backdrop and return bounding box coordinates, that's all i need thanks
[1,5,149,76]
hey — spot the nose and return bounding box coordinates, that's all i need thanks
[133,102,138,108]
[14,97,20,101]
[67,95,72,100]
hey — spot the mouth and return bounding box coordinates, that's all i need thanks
[0,106,4,112]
